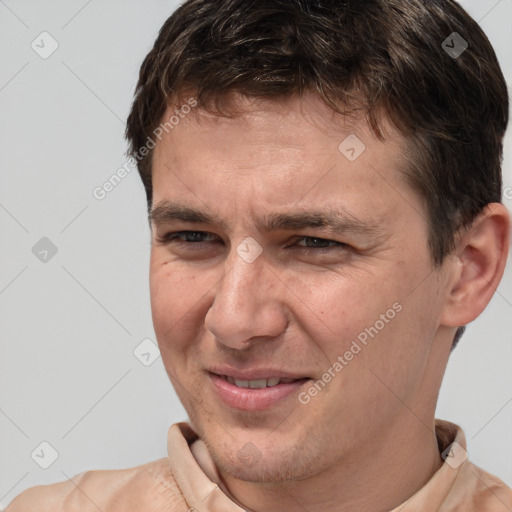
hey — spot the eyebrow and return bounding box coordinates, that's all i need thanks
[149,200,384,238]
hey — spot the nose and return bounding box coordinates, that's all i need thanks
[204,240,288,350]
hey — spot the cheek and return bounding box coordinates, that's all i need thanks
[149,259,201,349]
[149,261,210,397]
[298,262,432,388]
[292,269,401,353]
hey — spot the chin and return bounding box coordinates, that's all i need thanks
[200,425,329,483]
[186,400,338,481]
[211,447,309,483]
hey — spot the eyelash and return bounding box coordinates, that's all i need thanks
[155,231,348,253]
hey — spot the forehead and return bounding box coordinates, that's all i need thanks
[157,92,389,153]
[150,93,421,228]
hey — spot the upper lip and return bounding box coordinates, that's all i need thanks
[208,367,311,381]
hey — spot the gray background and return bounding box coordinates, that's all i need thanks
[0,0,511,506]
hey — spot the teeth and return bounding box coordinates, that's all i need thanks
[248,379,267,389]
[227,376,294,388]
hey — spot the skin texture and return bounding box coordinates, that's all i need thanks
[149,92,510,512]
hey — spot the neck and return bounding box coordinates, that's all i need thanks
[219,416,443,512]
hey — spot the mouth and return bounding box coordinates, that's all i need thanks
[208,371,312,411]
[221,375,307,388]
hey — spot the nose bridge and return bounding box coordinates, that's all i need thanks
[227,247,263,306]
[204,239,287,348]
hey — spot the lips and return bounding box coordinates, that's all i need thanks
[222,375,302,388]
[208,366,310,382]
[208,370,312,411]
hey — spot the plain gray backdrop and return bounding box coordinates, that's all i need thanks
[1,0,511,507]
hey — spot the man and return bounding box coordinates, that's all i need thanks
[6,0,512,510]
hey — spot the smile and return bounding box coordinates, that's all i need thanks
[209,372,312,411]
[222,375,303,388]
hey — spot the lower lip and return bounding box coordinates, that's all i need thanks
[209,373,311,411]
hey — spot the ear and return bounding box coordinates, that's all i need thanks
[440,203,511,328]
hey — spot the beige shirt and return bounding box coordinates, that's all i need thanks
[6,419,512,511]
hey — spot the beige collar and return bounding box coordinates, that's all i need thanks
[168,422,247,511]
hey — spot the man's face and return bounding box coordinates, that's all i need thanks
[150,93,454,482]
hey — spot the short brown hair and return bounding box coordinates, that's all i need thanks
[125,0,508,348]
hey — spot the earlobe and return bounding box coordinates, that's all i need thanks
[440,203,511,328]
